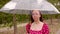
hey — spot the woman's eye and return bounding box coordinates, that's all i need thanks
[32,13,38,15]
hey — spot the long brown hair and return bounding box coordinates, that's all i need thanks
[30,10,44,23]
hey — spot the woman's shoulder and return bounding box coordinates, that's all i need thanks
[43,21,49,27]
[42,23,49,34]
[43,23,49,30]
[26,22,32,28]
[26,22,32,33]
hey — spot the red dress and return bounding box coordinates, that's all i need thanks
[26,23,49,34]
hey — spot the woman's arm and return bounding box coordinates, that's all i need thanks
[43,23,49,34]
[26,23,31,34]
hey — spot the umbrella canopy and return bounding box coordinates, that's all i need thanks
[0,0,60,14]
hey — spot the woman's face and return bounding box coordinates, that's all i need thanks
[32,10,41,21]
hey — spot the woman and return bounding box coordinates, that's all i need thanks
[26,10,49,34]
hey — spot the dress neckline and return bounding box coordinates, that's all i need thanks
[30,23,45,32]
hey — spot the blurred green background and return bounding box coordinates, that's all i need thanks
[0,0,60,34]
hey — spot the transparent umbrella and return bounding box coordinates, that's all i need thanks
[0,0,60,14]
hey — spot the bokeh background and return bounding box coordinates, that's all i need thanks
[0,0,60,34]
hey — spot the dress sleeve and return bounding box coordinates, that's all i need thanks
[43,24,49,34]
[26,23,31,34]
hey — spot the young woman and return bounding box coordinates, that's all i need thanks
[26,10,49,34]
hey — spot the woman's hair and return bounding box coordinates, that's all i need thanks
[30,10,44,23]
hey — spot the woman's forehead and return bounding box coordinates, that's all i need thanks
[32,10,40,13]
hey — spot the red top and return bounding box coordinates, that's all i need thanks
[26,23,49,34]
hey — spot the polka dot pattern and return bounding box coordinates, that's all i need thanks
[26,23,49,34]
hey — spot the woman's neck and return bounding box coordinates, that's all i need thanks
[34,20,42,24]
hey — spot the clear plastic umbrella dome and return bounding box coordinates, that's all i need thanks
[0,0,60,14]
